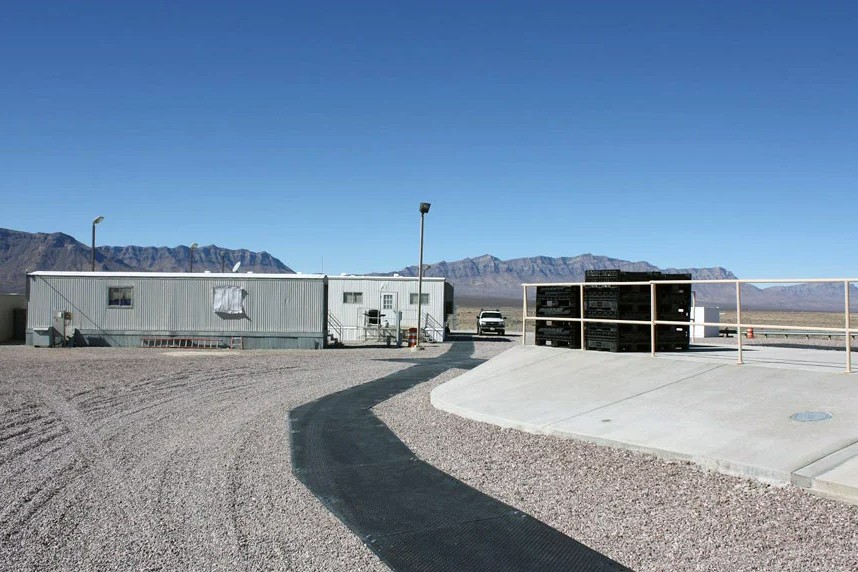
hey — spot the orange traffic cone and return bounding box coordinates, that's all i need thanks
[747,328,755,339]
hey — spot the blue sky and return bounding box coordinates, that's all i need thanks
[1,1,856,278]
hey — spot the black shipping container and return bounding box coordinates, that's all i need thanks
[536,284,581,318]
[584,323,689,352]
[536,285,580,300]
[535,319,582,348]
[585,270,661,282]
[535,303,579,317]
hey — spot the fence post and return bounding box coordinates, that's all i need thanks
[650,282,657,356]
[580,284,586,351]
[736,281,743,365]
[846,280,852,373]
[522,285,527,346]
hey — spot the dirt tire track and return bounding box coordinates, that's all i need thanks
[28,378,178,563]
[0,345,439,571]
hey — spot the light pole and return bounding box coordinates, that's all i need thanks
[415,202,431,350]
[91,216,104,271]
[220,251,227,273]
[189,243,198,273]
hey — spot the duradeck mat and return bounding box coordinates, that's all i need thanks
[290,340,632,571]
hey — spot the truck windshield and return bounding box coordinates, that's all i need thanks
[483,312,502,319]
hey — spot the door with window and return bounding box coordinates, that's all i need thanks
[380,292,397,327]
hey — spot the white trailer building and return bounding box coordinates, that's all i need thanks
[326,276,454,343]
[26,271,328,349]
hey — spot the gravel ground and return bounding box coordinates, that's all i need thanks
[0,344,450,572]
[375,338,858,572]
[3,340,857,572]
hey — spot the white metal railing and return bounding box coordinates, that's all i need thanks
[521,278,858,373]
[327,311,344,344]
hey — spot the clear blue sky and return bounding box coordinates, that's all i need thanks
[1,1,856,278]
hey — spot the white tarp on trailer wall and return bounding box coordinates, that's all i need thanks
[212,285,244,314]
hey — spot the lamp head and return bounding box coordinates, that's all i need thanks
[190,243,198,250]
[419,202,431,214]
[93,216,104,225]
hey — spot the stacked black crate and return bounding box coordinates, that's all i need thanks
[584,270,655,352]
[535,285,581,348]
[583,270,692,352]
[653,273,692,350]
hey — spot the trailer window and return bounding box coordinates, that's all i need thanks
[382,293,394,310]
[108,286,133,308]
[409,293,429,305]
[343,292,363,304]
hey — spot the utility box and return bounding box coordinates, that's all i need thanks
[691,307,720,339]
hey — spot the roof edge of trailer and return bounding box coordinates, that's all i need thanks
[27,271,326,279]
[326,275,446,281]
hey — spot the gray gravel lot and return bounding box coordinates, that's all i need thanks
[2,339,857,572]
[0,344,434,572]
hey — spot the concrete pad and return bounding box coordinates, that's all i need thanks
[660,343,852,374]
[434,346,725,429]
[432,345,858,504]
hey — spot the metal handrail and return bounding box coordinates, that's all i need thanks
[521,278,857,373]
[422,312,445,341]
[327,311,344,343]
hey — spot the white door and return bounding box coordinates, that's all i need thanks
[380,293,396,327]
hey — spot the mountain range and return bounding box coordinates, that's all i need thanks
[0,228,292,293]
[381,255,856,311]
[1,228,854,310]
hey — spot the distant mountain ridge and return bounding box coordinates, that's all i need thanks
[0,228,293,293]
[2,228,853,310]
[382,254,856,311]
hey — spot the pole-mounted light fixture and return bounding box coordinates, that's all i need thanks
[415,202,431,350]
[189,243,198,273]
[91,216,104,271]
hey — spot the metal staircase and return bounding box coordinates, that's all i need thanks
[421,313,445,343]
[327,312,344,347]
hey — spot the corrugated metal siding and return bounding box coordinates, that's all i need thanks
[27,274,325,335]
[326,277,447,341]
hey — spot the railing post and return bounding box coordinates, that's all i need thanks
[650,282,656,356]
[846,280,852,373]
[522,285,527,346]
[580,284,586,351]
[736,281,743,365]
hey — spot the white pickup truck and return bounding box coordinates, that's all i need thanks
[476,310,506,336]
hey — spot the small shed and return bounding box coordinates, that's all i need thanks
[26,272,328,349]
[326,276,453,342]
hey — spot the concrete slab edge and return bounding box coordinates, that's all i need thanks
[791,441,858,505]
[430,393,845,501]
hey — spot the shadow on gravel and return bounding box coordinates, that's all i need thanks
[289,340,631,571]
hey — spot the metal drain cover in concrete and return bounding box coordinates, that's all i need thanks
[790,411,832,422]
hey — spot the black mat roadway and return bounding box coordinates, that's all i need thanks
[289,339,632,571]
